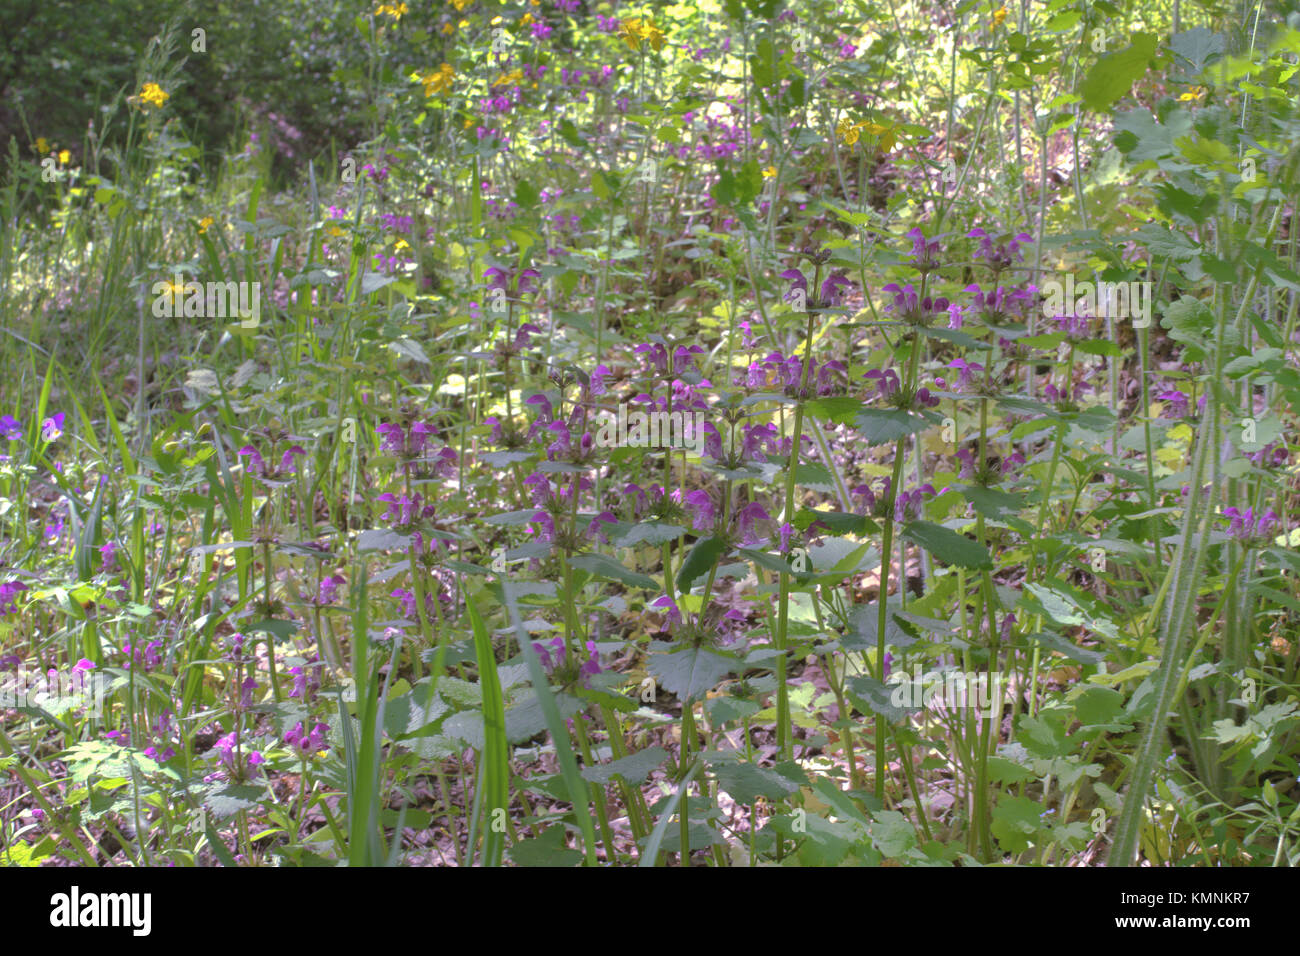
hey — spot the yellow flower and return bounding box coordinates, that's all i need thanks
[1179,86,1206,101]
[837,118,897,151]
[992,5,1007,26]
[520,12,534,27]
[862,120,897,152]
[417,63,456,97]
[836,118,865,146]
[139,82,170,109]
[442,22,455,34]
[35,137,49,154]
[493,67,524,88]
[449,0,469,9]
[375,2,408,18]
[198,216,214,234]
[621,17,666,52]
[394,238,411,252]
[57,149,71,166]
[761,166,777,179]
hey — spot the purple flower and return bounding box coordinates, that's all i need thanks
[851,483,877,515]
[523,471,553,506]
[905,227,943,270]
[1156,389,1190,419]
[528,510,556,543]
[650,595,682,628]
[587,511,618,544]
[866,368,901,401]
[99,541,118,574]
[238,445,267,475]
[377,423,405,454]
[318,574,346,605]
[733,502,771,547]
[945,358,984,391]
[778,522,795,553]
[285,721,329,757]
[40,413,64,442]
[820,274,853,308]
[894,484,935,522]
[0,416,20,440]
[780,269,807,307]
[279,445,306,474]
[1247,442,1289,469]
[545,421,572,459]
[1223,507,1281,542]
[968,228,1033,270]
[684,490,716,531]
[1051,312,1091,339]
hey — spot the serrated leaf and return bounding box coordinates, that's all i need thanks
[614,522,686,547]
[581,746,667,784]
[1080,33,1157,111]
[713,761,800,804]
[647,645,736,702]
[846,675,917,722]
[205,785,266,820]
[853,409,928,446]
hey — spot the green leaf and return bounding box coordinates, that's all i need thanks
[795,461,836,492]
[507,824,583,867]
[205,785,265,820]
[582,746,668,785]
[647,644,736,702]
[794,509,870,536]
[568,553,660,591]
[468,599,509,866]
[869,810,918,857]
[639,758,701,867]
[676,535,727,593]
[1022,630,1105,665]
[514,180,539,208]
[853,409,928,446]
[360,271,396,295]
[1168,27,1225,75]
[806,396,866,425]
[903,521,993,569]
[503,583,598,865]
[713,761,800,804]
[1079,33,1158,112]
[842,601,913,651]
[991,795,1044,852]
[614,522,685,547]
[1129,223,1198,261]
[846,675,917,722]
[704,695,761,726]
